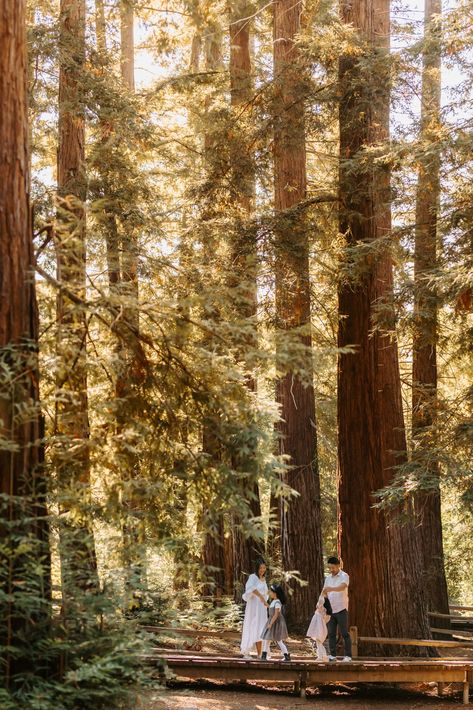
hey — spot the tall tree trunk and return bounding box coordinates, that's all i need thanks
[95,0,146,600]
[200,25,228,602]
[201,420,226,601]
[337,0,432,652]
[228,0,262,600]
[116,0,147,599]
[0,0,50,681]
[56,0,99,599]
[273,0,324,631]
[171,35,202,597]
[120,0,135,91]
[413,0,449,620]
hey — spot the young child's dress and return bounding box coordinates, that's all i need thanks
[261,599,288,642]
[261,599,289,656]
[306,594,331,660]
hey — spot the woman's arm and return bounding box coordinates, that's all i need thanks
[253,589,266,601]
[253,589,269,606]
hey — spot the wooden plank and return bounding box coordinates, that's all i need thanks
[156,655,473,673]
[306,669,467,684]
[430,627,473,639]
[359,635,473,649]
[165,665,302,683]
[350,625,359,658]
[450,605,473,612]
[429,612,473,621]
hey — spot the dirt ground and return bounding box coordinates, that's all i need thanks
[141,681,466,710]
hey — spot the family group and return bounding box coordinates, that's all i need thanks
[240,556,353,662]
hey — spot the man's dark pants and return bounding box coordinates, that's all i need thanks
[327,609,352,657]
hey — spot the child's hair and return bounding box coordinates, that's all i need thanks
[270,583,287,605]
[327,556,340,565]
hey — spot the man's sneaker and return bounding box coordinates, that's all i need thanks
[328,655,337,662]
[341,656,352,662]
[243,654,252,660]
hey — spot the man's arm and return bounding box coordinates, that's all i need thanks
[323,582,348,594]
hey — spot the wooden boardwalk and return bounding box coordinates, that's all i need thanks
[152,653,473,703]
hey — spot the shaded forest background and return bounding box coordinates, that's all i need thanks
[1,0,472,707]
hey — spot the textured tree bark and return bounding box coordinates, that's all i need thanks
[201,421,226,600]
[413,0,449,621]
[95,0,147,599]
[273,0,324,631]
[228,0,263,601]
[56,0,99,598]
[117,0,148,598]
[120,0,135,91]
[337,0,432,653]
[199,26,230,603]
[0,0,50,680]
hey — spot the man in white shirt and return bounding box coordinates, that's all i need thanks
[322,556,352,662]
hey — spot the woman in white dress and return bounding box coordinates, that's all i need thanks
[240,558,269,659]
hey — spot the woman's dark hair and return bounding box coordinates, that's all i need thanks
[255,558,267,577]
[327,556,340,565]
[270,583,287,605]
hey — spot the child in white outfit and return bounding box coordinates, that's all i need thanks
[306,594,331,661]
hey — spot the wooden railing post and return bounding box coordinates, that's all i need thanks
[350,626,359,658]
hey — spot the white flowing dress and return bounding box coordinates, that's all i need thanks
[306,594,330,660]
[240,573,268,655]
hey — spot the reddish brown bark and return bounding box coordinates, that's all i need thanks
[199,26,231,602]
[0,0,50,679]
[337,0,432,652]
[228,0,262,599]
[56,0,99,596]
[201,422,226,600]
[273,0,324,631]
[120,0,135,91]
[117,0,148,596]
[413,0,449,619]
[94,0,147,597]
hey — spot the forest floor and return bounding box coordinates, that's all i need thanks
[142,681,465,709]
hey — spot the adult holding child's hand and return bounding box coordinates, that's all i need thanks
[240,558,268,659]
[323,556,352,662]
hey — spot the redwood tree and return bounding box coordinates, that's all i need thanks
[228,0,262,599]
[337,0,432,650]
[117,0,148,598]
[94,0,147,598]
[0,0,50,678]
[273,0,324,630]
[200,25,227,602]
[413,0,449,618]
[56,0,99,596]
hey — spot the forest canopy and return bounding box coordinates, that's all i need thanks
[0,0,472,707]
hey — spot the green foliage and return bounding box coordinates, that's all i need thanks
[2,0,472,702]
